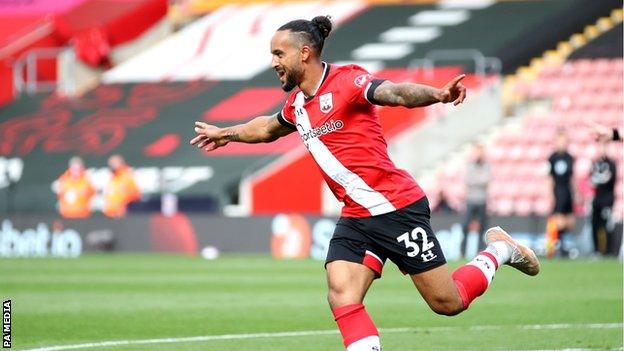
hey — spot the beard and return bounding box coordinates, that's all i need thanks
[280,68,302,92]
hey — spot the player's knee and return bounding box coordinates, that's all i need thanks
[428,297,464,316]
[327,286,346,309]
[327,285,359,310]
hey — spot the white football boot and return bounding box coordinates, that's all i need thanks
[484,226,540,276]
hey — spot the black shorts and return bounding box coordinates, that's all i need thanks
[553,189,573,214]
[325,197,446,277]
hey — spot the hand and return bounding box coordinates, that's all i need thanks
[585,120,614,142]
[189,121,229,152]
[437,74,467,106]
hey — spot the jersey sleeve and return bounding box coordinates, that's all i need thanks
[343,66,386,105]
[276,94,297,130]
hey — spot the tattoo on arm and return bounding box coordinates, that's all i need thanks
[225,130,241,142]
[374,82,440,108]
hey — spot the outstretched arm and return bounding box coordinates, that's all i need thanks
[586,120,622,142]
[372,74,467,108]
[189,113,294,152]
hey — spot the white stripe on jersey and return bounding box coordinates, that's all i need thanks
[363,81,374,104]
[292,92,396,216]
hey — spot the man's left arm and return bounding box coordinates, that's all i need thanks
[372,74,467,108]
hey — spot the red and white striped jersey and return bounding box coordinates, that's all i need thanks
[277,62,425,218]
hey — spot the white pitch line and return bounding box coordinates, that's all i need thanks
[22,323,623,351]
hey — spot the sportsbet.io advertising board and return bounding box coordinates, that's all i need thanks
[0,219,82,258]
[1,213,619,259]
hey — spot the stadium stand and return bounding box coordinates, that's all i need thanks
[239,0,618,215]
[0,0,621,218]
[426,8,623,219]
[102,2,367,82]
[3,4,623,348]
[0,0,169,105]
[0,1,368,212]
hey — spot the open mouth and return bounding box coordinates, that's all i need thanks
[276,69,285,80]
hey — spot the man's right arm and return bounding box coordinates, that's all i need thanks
[190,113,294,152]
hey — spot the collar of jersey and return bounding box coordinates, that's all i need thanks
[294,62,330,105]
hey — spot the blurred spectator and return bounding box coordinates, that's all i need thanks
[57,157,95,218]
[103,155,140,218]
[575,172,595,216]
[590,141,617,255]
[462,144,490,254]
[433,190,455,214]
[547,132,575,256]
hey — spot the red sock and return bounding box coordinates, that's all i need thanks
[452,251,498,309]
[332,304,379,348]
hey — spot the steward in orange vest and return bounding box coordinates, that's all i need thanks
[103,155,140,218]
[57,157,95,218]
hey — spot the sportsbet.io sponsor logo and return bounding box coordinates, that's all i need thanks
[0,220,82,258]
[299,119,344,143]
[2,300,10,349]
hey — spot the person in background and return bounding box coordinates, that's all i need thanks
[547,132,575,257]
[462,144,490,256]
[588,121,622,143]
[103,154,140,218]
[433,189,455,214]
[590,140,616,256]
[57,156,95,219]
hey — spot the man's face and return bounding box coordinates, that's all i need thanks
[69,160,84,177]
[556,134,567,151]
[270,30,304,92]
[108,156,123,172]
[473,145,485,162]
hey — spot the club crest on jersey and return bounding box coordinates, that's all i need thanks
[319,93,333,113]
[354,74,372,88]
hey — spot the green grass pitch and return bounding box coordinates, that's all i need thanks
[1,254,622,350]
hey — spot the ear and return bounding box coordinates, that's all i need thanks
[300,45,311,62]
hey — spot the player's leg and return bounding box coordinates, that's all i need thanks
[326,260,380,351]
[374,197,538,315]
[411,226,540,314]
[325,219,386,351]
[326,260,376,308]
[410,264,463,315]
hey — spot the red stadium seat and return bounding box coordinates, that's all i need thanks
[515,199,533,216]
[470,58,624,215]
[534,198,553,216]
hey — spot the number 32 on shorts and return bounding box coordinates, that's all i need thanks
[396,227,438,262]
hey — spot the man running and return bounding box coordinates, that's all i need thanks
[190,16,540,351]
